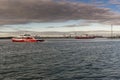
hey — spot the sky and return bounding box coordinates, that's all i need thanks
[1,0,120,32]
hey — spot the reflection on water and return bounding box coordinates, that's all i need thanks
[1,39,120,80]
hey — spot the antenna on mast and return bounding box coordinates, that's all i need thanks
[111,24,113,38]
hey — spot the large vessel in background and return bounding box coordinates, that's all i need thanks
[12,34,45,42]
[75,34,95,39]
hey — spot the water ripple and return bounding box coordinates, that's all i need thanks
[1,39,120,80]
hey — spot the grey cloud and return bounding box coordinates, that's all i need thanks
[46,26,56,28]
[64,23,91,27]
[109,0,120,5]
[0,25,31,31]
[0,0,119,25]
[109,0,120,10]
[45,23,91,28]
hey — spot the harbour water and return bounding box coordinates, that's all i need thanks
[1,39,120,80]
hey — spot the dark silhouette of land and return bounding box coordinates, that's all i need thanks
[0,37,13,39]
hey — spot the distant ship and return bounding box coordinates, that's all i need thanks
[12,34,45,42]
[75,34,95,39]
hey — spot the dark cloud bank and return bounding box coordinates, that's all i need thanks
[0,0,120,25]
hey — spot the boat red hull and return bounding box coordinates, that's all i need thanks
[36,39,45,42]
[12,38,45,42]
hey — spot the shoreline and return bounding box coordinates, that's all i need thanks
[0,36,120,39]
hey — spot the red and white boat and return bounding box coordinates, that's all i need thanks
[12,34,45,42]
